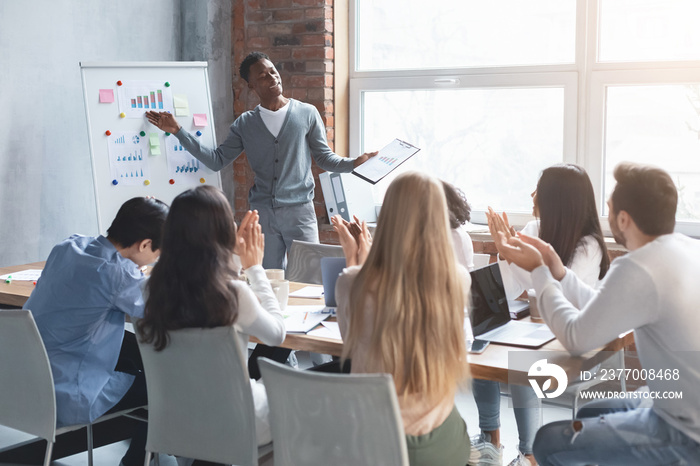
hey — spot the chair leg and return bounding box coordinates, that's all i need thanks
[144,451,153,466]
[154,453,161,466]
[87,423,94,466]
[44,441,54,466]
[618,350,627,392]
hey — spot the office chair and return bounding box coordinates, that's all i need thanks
[286,240,344,284]
[136,325,273,465]
[0,309,142,466]
[259,358,409,466]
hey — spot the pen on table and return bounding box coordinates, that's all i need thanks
[303,312,309,323]
[4,275,11,284]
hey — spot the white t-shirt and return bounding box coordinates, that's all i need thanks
[499,220,604,299]
[257,101,290,138]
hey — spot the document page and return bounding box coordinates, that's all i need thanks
[352,139,420,184]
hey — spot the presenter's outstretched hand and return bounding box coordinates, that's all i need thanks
[146,111,181,134]
[236,210,265,269]
[353,151,379,168]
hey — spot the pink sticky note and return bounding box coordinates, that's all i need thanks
[99,89,114,103]
[193,113,208,127]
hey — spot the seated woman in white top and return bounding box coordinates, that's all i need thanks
[137,185,285,446]
[474,164,609,466]
[333,171,472,466]
[441,180,475,270]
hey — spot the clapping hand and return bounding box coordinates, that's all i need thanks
[331,215,372,267]
[235,210,265,269]
[486,207,517,261]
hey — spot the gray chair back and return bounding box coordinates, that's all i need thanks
[136,325,266,465]
[286,240,344,284]
[258,358,409,466]
[0,310,57,443]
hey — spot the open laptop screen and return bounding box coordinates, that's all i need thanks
[469,263,511,336]
[320,257,347,307]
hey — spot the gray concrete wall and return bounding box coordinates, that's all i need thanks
[0,0,233,265]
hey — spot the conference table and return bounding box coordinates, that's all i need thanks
[1,262,634,386]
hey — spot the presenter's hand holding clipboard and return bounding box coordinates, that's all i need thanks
[351,139,421,184]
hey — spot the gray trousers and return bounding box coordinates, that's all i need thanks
[254,201,319,270]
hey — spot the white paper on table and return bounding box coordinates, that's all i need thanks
[0,269,42,281]
[307,321,342,341]
[289,285,324,299]
[284,312,329,333]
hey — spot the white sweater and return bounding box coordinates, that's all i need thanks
[532,233,700,443]
[451,226,475,270]
[499,220,603,299]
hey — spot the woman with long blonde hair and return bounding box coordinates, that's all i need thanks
[333,171,472,465]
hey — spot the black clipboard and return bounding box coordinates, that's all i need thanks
[351,138,421,184]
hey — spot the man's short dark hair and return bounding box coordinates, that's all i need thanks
[239,51,270,83]
[611,162,677,236]
[107,197,169,250]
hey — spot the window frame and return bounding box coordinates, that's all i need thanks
[349,0,700,236]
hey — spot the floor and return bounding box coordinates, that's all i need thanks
[0,351,572,465]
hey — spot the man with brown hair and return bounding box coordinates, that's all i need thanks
[492,162,700,464]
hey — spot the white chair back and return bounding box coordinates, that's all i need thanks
[136,325,263,465]
[0,310,57,442]
[286,240,344,284]
[258,358,409,466]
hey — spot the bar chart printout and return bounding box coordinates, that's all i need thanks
[164,134,214,181]
[107,131,152,186]
[117,80,174,118]
[351,138,421,184]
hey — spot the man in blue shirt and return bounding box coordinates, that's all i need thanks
[146,51,377,269]
[24,196,168,466]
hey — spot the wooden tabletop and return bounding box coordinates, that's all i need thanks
[2,263,634,384]
[259,282,635,385]
[0,261,45,307]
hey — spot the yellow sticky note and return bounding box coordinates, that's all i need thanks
[149,133,160,147]
[173,94,190,116]
[151,145,161,155]
[173,94,188,107]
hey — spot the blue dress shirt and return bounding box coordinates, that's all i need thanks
[24,235,145,427]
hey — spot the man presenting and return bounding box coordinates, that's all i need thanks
[488,162,700,464]
[147,51,376,269]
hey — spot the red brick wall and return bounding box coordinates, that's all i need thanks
[231,0,336,238]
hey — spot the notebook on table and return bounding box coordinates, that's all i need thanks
[469,263,555,348]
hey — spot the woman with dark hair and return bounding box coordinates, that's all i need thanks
[471,164,609,466]
[137,185,285,446]
[441,181,475,270]
[498,163,609,299]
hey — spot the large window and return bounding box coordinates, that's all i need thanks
[350,0,700,234]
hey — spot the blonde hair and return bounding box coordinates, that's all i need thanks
[343,171,470,402]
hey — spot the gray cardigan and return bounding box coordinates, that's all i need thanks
[175,99,354,207]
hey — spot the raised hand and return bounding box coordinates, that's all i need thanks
[145,111,181,134]
[236,210,265,269]
[517,233,566,280]
[494,232,545,273]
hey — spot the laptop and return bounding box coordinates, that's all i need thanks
[469,263,555,348]
[320,256,347,313]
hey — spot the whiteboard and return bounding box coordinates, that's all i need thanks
[81,62,221,233]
